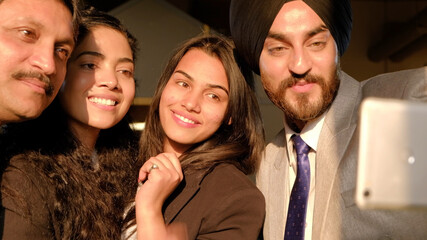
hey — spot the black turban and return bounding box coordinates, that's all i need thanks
[229,0,352,74]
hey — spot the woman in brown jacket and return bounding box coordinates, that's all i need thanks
[124,34,266,240]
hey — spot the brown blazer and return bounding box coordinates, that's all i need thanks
[163,163,265,240]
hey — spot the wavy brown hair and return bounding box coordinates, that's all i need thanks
[0,8,139,239]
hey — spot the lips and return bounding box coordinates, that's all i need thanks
[290,81,315,93]
[20,78,51,95]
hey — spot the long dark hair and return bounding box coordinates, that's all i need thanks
[0,8,139,239]
[140,34,265,175]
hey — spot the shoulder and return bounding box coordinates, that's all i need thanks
[2,153,53,201]
[1,154,52,235]
[199,163,265,210]
[5,153,38,170]
[203,164,260,191]
[365,67,426,84]
[2,154,48,190]
[362,67,427,100]
[3,153,50,187]
[1,154,53,226]
[265,129,285,152]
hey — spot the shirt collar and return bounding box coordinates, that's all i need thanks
[284,111,327,152]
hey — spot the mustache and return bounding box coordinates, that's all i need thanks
[12,71,54,96]
[282,73,323,88]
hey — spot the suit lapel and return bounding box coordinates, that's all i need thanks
[163,171,201,224]
[271,133,290,239]
[258,129,291,239]
[312,72,362,237]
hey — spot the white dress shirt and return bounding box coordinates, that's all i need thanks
[283,112,326,240]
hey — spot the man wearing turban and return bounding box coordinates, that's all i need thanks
[230,0,427,239]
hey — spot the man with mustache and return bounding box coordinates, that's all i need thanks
[0,0,80,126]
[230,0,427,239]
[0,0,81,238]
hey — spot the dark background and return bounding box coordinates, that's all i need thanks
[84,0,427,45]
[85,0,240,35]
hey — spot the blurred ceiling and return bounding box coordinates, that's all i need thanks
[84,0,231,35]
[84,0,427,62]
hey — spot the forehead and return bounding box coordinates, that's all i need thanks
[0,0,73,34]
[74,26,133,58]
[0,0,69,13]
[270,1,325,33]
[174,49,229,88]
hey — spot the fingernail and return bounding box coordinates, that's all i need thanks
[137,181,143,191]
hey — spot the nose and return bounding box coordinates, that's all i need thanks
[29,44,56,76]
[97,70,119,90]
[181,91,201,113]
[288,47,312,77]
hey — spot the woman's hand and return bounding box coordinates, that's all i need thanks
[136,152,183,212]
[135,152,184,240]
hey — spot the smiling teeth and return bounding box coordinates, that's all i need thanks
[89,97,116,106]
[175,113,195,124]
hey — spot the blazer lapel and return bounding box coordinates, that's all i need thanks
[312,72,362,237]
[258,129,290,240]
[163,171,201,224]
[271,133,290,239]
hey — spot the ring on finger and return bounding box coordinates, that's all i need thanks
[149,163,159,172]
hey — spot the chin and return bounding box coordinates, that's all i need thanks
[88,121,116,130]
[18,105,44,121]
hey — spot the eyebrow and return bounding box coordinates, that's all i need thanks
[118,57,134,64]
[174,70,229,95]
[75,51,104,60]
[74,51,134,64]
[56,38,75,50]
[307,25,328,37]
[20,18,75,49]
[266,24,329,42]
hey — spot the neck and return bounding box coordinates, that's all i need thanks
[69,121,100,150]
[163,138,191,158]
[286,116,306,133]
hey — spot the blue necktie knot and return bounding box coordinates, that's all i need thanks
[292,135,310,156]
